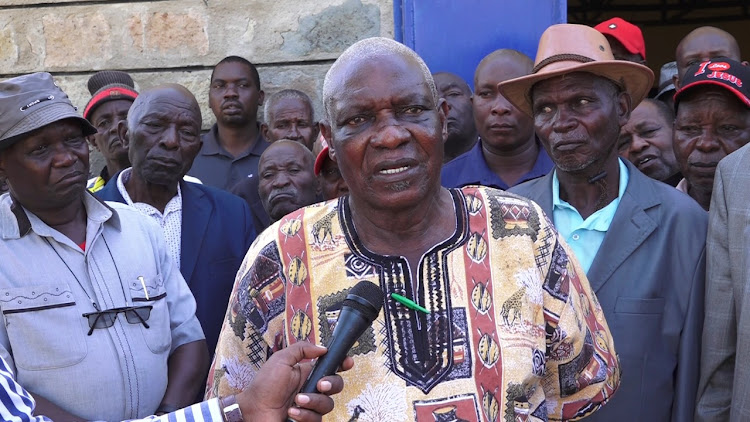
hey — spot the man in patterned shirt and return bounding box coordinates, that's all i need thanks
[209,37,620,422]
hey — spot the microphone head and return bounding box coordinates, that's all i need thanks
[343,281,384,322]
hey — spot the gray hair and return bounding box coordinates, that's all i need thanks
[263,89,315,124]
[322,37,438,122]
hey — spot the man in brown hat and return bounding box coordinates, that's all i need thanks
[503,23,708,422]
[209,36,620,422]
[0,72,208,421]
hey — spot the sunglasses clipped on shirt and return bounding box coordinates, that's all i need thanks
[82,305,153,336]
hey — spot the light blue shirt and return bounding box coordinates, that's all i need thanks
[552,159,629,274]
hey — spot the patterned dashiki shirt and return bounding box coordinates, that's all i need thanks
[208,186,620,422]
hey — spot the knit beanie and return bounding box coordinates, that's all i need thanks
[83,70,139,121]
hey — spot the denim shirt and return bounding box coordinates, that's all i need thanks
[0,193,204,421]
[441,138,554,190]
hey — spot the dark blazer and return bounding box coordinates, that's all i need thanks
[229,175,271,235]
[97,177,256,357]
[510,160,707,422]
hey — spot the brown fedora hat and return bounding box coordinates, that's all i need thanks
[498,24,654,116]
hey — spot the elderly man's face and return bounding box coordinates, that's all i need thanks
[674,87,750,190]
[125,88,202,186]
[532,73,630,173]
[263,97,318,150]
[433,73,475,145]
[0,119,89,211]
[323,54,447,211]
[259,142,319,221]
[88,99,133,167]
[473,55,535,152]
[618,100,679,181]
[209,61,264,126]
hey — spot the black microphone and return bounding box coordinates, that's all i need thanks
[298,280,384,394]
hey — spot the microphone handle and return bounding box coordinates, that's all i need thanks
[298,307,371,394]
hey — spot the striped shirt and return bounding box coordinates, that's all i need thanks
[0,353,223,422]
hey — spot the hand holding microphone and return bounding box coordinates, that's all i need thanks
[298,280,384,394]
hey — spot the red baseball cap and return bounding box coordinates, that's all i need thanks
[314,137,330,176]
[594,17,646,61]
[675,59,750,109]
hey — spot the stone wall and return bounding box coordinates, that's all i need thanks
[0,0,394,174]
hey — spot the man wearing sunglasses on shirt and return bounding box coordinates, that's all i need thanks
[0,72,207,422]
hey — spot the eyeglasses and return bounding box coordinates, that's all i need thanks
[82,305,153,336]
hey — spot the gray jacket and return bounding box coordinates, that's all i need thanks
[510,159,707,422]
[696,143,750,422]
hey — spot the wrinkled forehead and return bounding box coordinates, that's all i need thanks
[531,72,618,100]
[137,88,201,122]
[331,55,433,103]
[261,141,313,167]
[677,85,750,115]
[271,97,314,118]
[433,73,470,94]
[679,34,739,61]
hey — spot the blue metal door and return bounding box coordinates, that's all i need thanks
[395,0,567,88]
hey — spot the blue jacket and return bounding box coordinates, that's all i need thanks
[441,139,553,190]
[510,160,706,422]
[96,177,256,357]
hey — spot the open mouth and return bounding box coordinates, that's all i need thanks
[637,156,655,166]
[380,166,409,175]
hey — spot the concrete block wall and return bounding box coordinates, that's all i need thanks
[0,0,394,175]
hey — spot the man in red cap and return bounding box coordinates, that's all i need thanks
[83,70,139,192]
[594,17,647,65]
[672,58,750,211]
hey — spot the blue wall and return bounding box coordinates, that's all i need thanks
[394,0,567,89]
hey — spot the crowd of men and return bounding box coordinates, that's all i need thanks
[0,16,748,422]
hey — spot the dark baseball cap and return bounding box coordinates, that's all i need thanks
[0,72,96,151]
[675,59,750,109]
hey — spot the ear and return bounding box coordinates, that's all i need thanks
[616,91,632,128]
[672,74,680,90]
[0,151,6,181]
[437,98,449,144]
[261,123,270,141]
[117,120,130,149]
[311,121,320,139]
[319,121,335,163]
[258,90,265,106]
[86,134,100,151]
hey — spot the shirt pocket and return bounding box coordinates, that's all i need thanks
[614,297,665,314]
[129,275,171,354]
[0,284,88,370]
[613,297,665,357]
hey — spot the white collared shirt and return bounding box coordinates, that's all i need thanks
[117,168,182,269]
